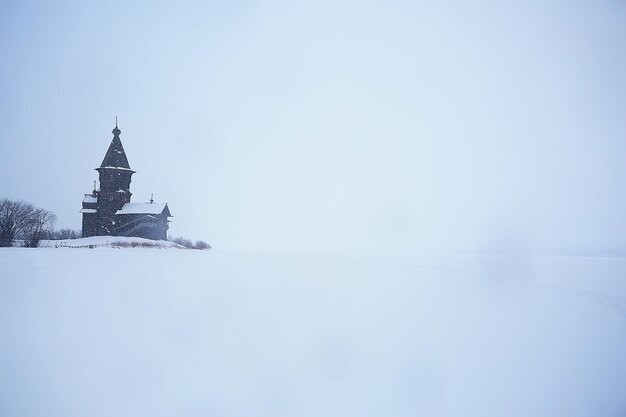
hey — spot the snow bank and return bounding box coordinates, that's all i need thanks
[0,250,624,417]
[38,235,185,249]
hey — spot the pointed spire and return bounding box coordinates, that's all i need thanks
[100,121,131,169]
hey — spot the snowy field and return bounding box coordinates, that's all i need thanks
[0,248,625,417]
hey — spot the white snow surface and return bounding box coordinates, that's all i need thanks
[100,166,134,171]
[38,236,183,248]
[0,250,625,417]
[82,194,97,203]
[116,202,167,215]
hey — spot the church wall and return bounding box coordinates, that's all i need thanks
[82,214,98,237]
[113,213,169,241]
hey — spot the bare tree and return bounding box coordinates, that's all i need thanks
[0,199,35,247]
[23,208,57,248]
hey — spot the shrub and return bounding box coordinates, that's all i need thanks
[194,240,210,250]
[168,236,211,249]
[52,229,81,240]
[171,236,193,248]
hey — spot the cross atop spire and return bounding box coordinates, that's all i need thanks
[112,117,121,136]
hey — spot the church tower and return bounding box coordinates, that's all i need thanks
[93,122,135,235]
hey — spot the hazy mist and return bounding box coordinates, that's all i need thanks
[1,0,625,254]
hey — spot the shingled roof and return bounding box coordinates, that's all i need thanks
[99,125,131,169]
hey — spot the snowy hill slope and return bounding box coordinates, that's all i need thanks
[37,236,185,249]
[0,249,624,417]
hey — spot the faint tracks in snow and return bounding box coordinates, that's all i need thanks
[356,255,626,318]
[409,262,626,318]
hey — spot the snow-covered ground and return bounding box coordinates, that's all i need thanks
[0,249,625,417]
[37,236,185,249]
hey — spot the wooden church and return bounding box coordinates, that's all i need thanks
[81,122,172,240]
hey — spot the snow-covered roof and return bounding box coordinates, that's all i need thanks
[83,194,97,203]
[98,166,135,171]
[116,202,168,215]
[80,208,97,214]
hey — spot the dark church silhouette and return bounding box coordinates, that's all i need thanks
[81,122,172,240]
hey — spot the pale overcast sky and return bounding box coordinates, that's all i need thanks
[1,0,625,254]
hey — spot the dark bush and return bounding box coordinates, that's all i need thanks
[52,228,81,240]
[194,240,210,250]
[168,236,211,249]
[171,236,193,248]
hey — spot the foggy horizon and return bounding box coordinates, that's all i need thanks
[1,0,625,254]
